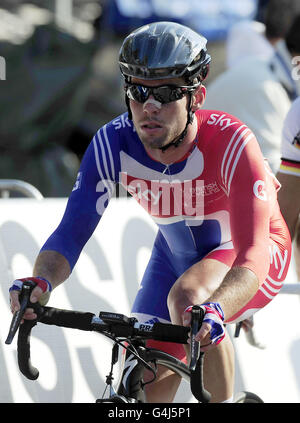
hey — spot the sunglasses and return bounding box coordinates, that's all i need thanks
[125,82,200,105]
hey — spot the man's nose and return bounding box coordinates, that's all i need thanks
[143,96,162,113]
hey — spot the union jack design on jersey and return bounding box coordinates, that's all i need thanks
[40,109,291,361]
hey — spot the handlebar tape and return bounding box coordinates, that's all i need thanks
[40,307,95,331]
[17,319,39,380]
[190,352,211,403]
[152,322,189,344]
[17,307,95,380]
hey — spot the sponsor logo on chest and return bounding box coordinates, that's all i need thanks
[121,173,205,217]
[207,113,239,131]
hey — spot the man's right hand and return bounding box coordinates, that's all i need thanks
[9,277,52,320]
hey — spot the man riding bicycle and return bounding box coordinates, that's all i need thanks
[9,22,291,403]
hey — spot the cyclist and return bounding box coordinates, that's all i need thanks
[276,96,300,281]
[9,22,291,403]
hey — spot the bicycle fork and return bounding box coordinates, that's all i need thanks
[116,340,148,403]
[96,340,147,403]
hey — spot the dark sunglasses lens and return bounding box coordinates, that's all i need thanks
[127,85,150,102]
[152,87,184,103]
[126,85,186,104]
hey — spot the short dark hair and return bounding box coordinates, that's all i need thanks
[285,14,300,55]
[264,0,300,39]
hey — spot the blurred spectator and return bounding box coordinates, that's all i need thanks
[0,2,100,197]
[204,7,300,173]
[276,97,300,281]
[226,0,297,68]
[100,0,258,41]
[226,21,271,69]
[255,0,270,23]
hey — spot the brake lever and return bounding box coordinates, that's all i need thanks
[189,305,202,371]
[189,305,211,403]
[5,280,36,345]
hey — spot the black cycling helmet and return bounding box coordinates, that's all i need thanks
[119,21,211,151]
[119,21,211,83]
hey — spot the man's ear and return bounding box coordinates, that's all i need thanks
[191,85,206,111]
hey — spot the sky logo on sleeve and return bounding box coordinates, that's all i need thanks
[207,113,239,131]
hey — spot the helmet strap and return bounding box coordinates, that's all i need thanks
[125,88,194,153]
[125,94,132,120]
[159,94,194,152]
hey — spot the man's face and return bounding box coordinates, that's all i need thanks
[129,77,192,151]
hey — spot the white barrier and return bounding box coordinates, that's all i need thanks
[0,197,299,403]
[0,197,193,403]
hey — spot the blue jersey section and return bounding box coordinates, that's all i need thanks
[41,119,123,269]
[131,220,222,321]
[158,219,222,272]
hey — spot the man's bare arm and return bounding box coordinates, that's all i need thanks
[33,250,71,290]
[276,171,300,280]
[206,266,259,320]
[276,172,300,239]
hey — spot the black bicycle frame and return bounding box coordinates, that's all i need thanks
[116,340,147,402]
[116,339,191,403]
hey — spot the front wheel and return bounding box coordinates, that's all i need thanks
[234,391,264,403]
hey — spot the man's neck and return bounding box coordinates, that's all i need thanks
[145,118,198,165]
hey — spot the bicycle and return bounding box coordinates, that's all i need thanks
[6,281,263,404]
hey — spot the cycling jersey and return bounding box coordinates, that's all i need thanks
[278,96,300,177]
[41,109,291,345]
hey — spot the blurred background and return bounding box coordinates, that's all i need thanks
[0,0,266,197]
